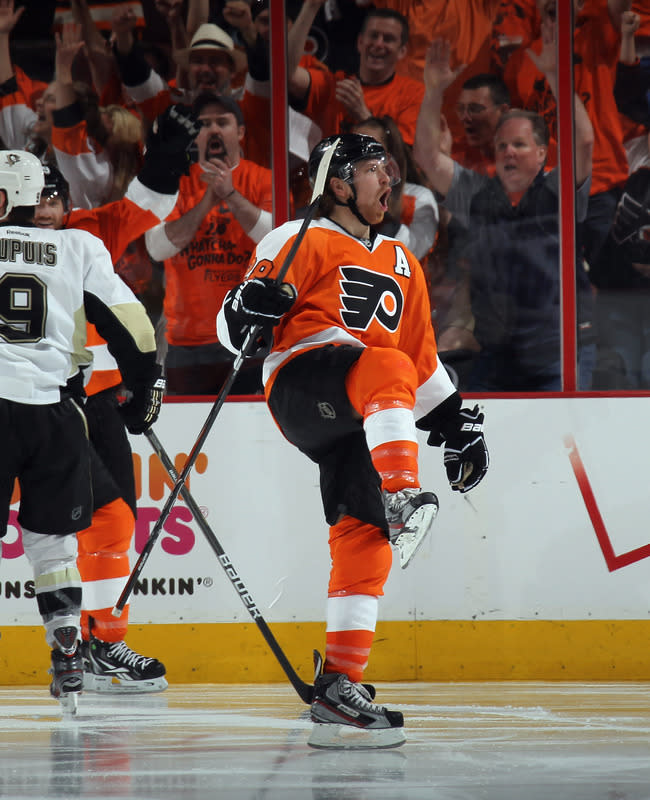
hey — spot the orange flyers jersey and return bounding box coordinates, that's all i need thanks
[164,159,273,347]
[490,0,541,72]
[0,74,37,150]
[242,217,456,415]
[54,1,145,31]
[504,0,629,195]
[66,180,173,264]
[305,68,424,146]
[14,66,47,110]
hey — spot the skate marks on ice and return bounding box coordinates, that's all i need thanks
[0,683,650,799]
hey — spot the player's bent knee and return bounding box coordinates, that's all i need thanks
[346,347,418,415]
[328,517,392,596]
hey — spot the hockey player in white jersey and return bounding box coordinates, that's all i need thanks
[0,150,164,713]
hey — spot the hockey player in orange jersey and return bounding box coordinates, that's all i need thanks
[217,134,489,748]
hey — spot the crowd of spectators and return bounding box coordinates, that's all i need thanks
[2,0,650,393]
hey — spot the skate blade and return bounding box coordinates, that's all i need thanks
[395,503,438,569]
[58,691,80,716]
[395,503,438,568]
[84,673,168,694]
[308,723,406,750]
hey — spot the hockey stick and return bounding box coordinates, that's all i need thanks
[112,139,340,621]
[143,428,315,703]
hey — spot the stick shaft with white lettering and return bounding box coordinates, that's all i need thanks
[111,140,340,626]
[143,429,314,702]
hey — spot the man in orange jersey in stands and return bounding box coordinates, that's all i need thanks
[286,1,424,147]
[217,134,489,747]
[365,0,502,144]
[32,105,199,692]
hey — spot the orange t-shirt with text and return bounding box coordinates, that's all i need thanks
[163,159,273,347]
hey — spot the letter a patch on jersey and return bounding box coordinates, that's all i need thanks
[338,266,404,332]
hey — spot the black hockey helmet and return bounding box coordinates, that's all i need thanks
[41,163,70,210]
[308,133,393,187]
[612,167,650,265]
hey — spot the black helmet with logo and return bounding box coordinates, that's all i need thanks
[308,134,388,187]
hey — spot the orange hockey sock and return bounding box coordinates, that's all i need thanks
[325,628,376,683]
[325,517,392,682]
[345,346,421,492]
[77,497,134,642]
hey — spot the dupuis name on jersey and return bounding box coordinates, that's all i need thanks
[0,237,57,266]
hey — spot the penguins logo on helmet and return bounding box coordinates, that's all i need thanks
[0,149,44,219]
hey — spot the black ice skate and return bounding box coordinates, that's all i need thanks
[308,671,406,750]
[383,487,438,568]
[49,626,83,715]
[82,634,168,693]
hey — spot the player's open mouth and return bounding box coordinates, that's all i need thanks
[379,189,391,211]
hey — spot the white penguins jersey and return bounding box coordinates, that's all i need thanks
[0,224,156,404]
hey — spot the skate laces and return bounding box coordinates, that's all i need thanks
[338,676,385,714]
[384,488,421,523]
[107,641,156,668]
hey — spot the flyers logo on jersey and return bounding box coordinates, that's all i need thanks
[339,266,404,332]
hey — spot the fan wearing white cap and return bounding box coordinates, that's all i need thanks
[112,16,246,114]
[177,23,247,96]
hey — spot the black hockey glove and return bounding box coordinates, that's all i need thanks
[231,278,296,327]
[417,393,489,493]
[119,371,166,435]
[138,104,201,194]
[222,278,297,354]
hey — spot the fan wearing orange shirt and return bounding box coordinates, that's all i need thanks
[286,1,424,147]
[217,134,489,748]
[145,92,275,394]
[370,0,502,144]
